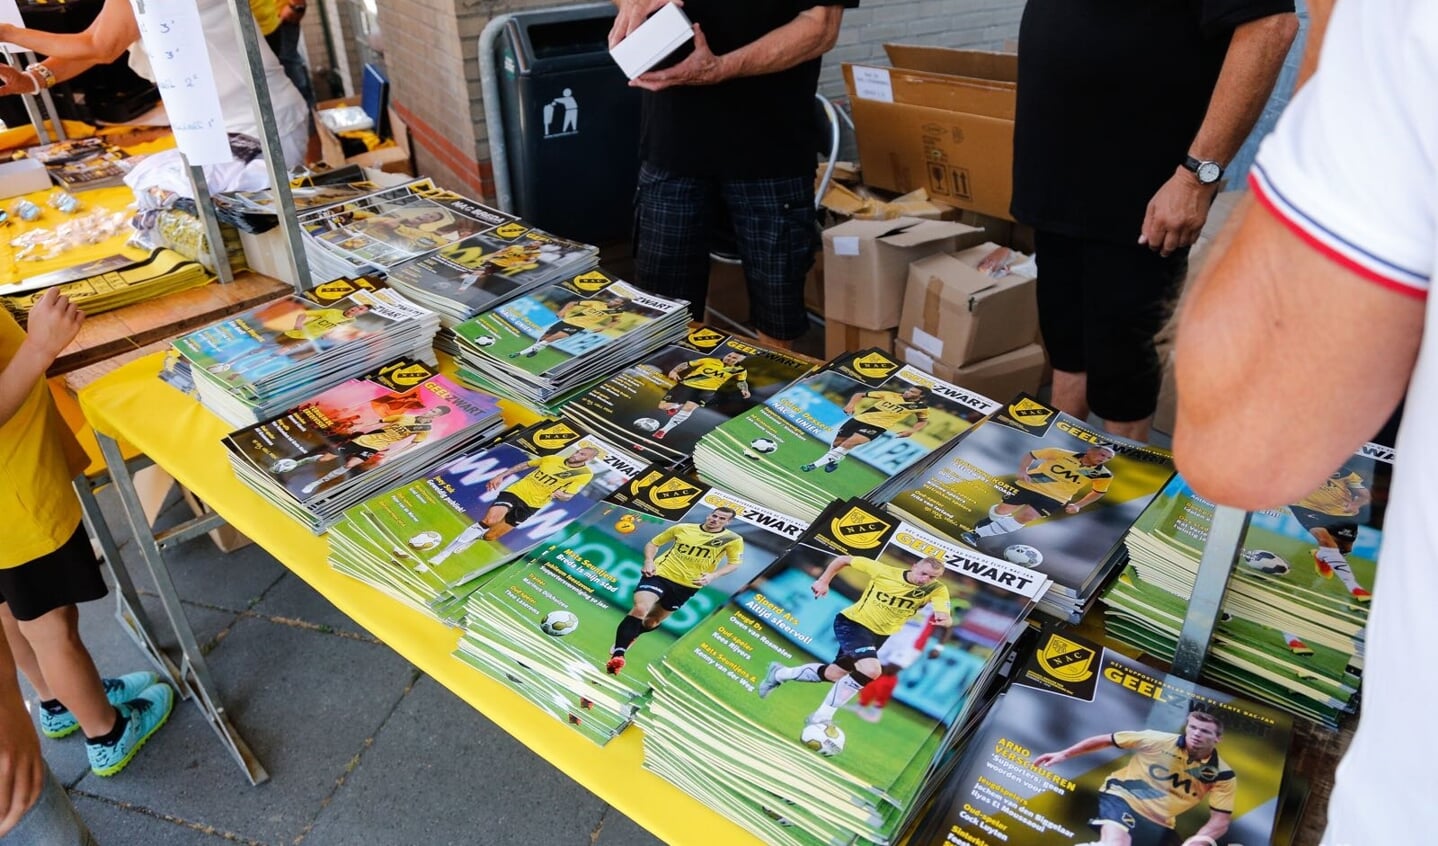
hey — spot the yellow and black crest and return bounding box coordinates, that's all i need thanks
[377,360,436,389]
[686,327,727,350]
[828,505,894,551]
[305,276,379,303]
[1021,629,1101,700]
[850,350,900,382]
[492,222,530,240]
[532,422,581,449]
[646,477,704,514]
[571,270,613,292]
[1006,395,1055,430]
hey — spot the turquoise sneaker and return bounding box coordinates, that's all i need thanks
[39,671,160,739]
[86,683,174,777]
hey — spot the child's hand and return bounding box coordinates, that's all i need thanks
[26,289,84,359]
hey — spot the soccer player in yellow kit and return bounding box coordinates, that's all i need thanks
[651,351,750,440]
[1288,464,1373,602]
[208,302,372,382]
[961,443,1116,548]
[606,507,744,675]
[456,242,548,291]
[758,555,951,729]
[1033,710,1236,846]
[510,295,627,359]
[801,385,929,473]
[292,406,452,495]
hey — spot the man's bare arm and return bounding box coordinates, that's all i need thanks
[1174,198,1422,510]
[1032,734,1114,769]
[0,0,138,63]
[632,5,844,92]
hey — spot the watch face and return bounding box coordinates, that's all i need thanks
[1197,161,1222,184]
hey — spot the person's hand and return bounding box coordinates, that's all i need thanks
[632,24,725,91]
[0,64,39,97]
[897,429,914,438]
[609,0,679,49]
[1139,166,1219,257]
[1032,751,1065,769]
[279,1,307,25]
[694,573,713,587]
[485,475,504,492]
[24,289,84,360]
[1017,471,1031,483]
[641,560,657,577]
[811,579,830,599]
[1064,503,1081,514]
[740,388,751,399]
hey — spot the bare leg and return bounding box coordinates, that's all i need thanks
[14,606,118,737]
[1049,369,1090,420]
[0,607,50,699]
[1103,416,1152,443]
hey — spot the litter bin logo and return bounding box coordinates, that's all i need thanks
[543,89,580,137]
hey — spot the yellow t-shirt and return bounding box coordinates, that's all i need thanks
[1103,730,1237,828]
[351,414,432,452]
[249,0,281,37]
[504,455,594,508]
[651,523,744,584]
[560,301,623,330]
[839,556,950,636]
[678,358,747,392]
[0,311,87,568]
[1295,469,1365,515]
[284,308,351,341]
[852,391,928,431]
[1015,447,1114,504]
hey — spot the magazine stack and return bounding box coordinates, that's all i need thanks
[449,269,690,413]
[911,627,1295,846]
[165,278,441,428]
[1101,442,1391,727]
[384,221,599,330]
[873,394,1175,621]
[1,249,211,319]
[222,359,504,533]
[561,326,815,471]
[693,348,998,520]
[327,420,642,622]
[455,469,806,745]
[639,499,1048,846]
[297,179,515,281]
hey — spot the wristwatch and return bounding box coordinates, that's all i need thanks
[1183,155,1224,185]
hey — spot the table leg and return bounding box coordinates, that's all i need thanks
[94,432,270,786]
[1171,505,1251,682]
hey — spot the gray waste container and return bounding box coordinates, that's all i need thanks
[496,7,641,245]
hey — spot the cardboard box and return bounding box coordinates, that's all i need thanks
[899,242,1038,367]
[315,97,413,174]
[180,489,255,554]
[898,340,1046,403]
[826,318,896,360]
[804,257,824,315]
[0,158,50,199]
[844,46,1017,219]
[822,216,982,331]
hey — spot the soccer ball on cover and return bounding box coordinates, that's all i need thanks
[408,530,442,551]
[748,438,778,454]
[271,458,300,473]
[1003,544,1044,568]
[1242,549,1290,576]
[800,721,846,757]
[540,609,580,637]
[633,417,661,433]
[474,335,497,346]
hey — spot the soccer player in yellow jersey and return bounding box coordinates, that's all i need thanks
[962,443,1116,548]
[1288,464,1373,602]
[291,406,452,495]
[606,507,744,675]
[758,555,951,729]
[651,351,751,440]
[456,241,551,291]
[208,303,372,382]
[801,385,930,473]
[510,294,628,359]
[1033,710,1236,846]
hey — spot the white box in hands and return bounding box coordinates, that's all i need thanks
[609,2,695,80]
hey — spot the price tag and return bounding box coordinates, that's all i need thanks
[128,0,231,165]
[851,67,894,103]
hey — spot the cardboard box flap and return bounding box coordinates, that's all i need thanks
[823,217,930,241]
[883,45,1019,84]
[879,219,979,248]
[844,64,1015,119]
[911,251,1001,300]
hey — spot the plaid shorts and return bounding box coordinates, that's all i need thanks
[633,162,817,340]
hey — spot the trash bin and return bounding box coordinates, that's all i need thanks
[495,6,641,246]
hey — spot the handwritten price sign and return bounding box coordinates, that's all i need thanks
[128,0,231,164]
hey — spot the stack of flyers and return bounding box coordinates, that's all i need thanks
[449,269,690,413]
[297,179,515,280]
[213,167,387,233]
[639,498,1049,846]
[561,326,815,470]
[327,419,644,622]
[455,468,807,746]
[384,221,599,329]
[876,394,1175,621]
[910,627,1293,846]
[1101,442,1391,726]
[222,359,504,533]
[693,348,999,520]
[167,278,441,428]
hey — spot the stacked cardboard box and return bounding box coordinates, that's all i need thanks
[895,242,1046,400]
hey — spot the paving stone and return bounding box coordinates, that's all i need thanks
[251,573,373,640]
[71,794,252,846]
[115,509,287,614]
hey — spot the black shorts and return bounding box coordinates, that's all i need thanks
[1034,230,1188,422]
[1091,791,1179,846]
[832,615,887,663]
[635,574,699,611]
[335,440,380,464]
[1003,486,1065,517]
[540,320,586,339]
[492,491,537,527]
[836,419,887,442]
[0,525,107,622]
[1288,506,1360,546]
[661,384,716,407]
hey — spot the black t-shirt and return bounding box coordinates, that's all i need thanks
[640,0,858,179]
[1010,0,1292,243]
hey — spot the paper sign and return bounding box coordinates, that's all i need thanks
[0,0,24,54]
[831,235,861,257]
[851,66,894,103]
[128,0,232,165]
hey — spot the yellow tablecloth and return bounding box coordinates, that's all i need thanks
[2,184,148,289]
[77,352,754,845]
